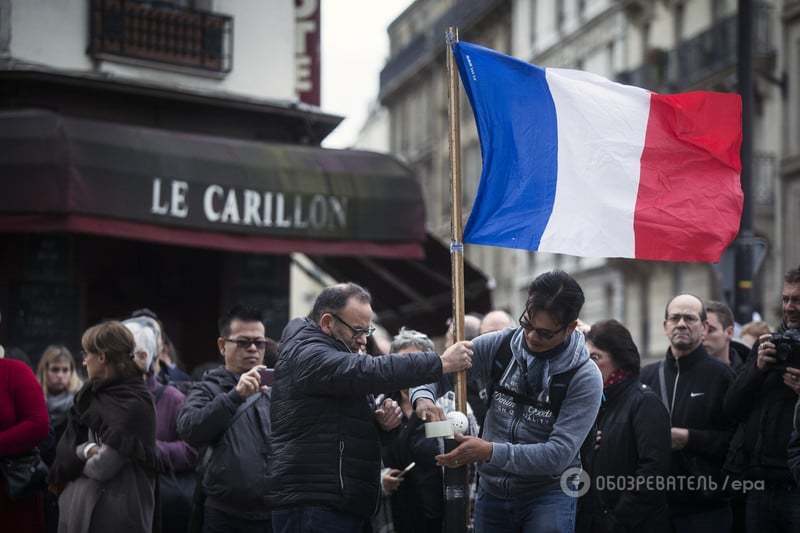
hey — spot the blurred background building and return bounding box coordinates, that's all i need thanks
[0,0,491,371]
[376,0,792,357]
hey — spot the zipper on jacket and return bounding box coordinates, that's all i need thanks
[670,361,680,423]
[338,440,345,490]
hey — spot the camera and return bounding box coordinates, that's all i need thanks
[769,329,800,369]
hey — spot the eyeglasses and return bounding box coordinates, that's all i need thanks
[519,312,565,341]
[666,314,701,325]
[330,313,376,339]
[224,338,268,350]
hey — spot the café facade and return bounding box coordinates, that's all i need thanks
[0,72,490,370]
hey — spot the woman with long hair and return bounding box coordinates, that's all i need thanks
[36,345,83,533]
[49,321,158,533]
[36,346,82,456]
[576,319,671,533]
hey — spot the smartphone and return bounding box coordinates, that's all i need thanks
[397,462,416,479]
[258,368,274,387]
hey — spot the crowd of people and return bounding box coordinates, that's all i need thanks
[0,265,799,533]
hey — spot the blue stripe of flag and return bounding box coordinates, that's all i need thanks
[453,41,559,250]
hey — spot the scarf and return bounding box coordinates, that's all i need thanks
[49,376,157,487]
[46,391,75,428]
[603,368,633,388]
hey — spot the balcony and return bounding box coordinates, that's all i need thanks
[616,3,774,92]
[379,0,507,101]
[89,0,233,75]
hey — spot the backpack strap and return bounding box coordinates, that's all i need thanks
[547,359,589,419]
[483,329,516,407]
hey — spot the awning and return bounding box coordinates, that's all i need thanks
[308,234,493,336]
[0,109,426,258]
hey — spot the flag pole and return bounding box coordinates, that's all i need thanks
[443,26,469,533]
[446,26,467,415]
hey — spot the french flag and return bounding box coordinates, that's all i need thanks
[455,41,743,262]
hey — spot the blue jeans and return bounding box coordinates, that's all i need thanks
[271,506,364,533]
[473,486,577,533]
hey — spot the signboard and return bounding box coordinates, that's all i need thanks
[295,0,321,106]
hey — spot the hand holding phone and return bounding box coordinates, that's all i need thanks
[397,462,416,479]
[258,368,274,387]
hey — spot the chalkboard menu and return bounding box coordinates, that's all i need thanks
[8,236,80,363]
[223,254,290,338]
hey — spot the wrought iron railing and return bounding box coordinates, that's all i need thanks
[89,0,233,74]
[616,3,773,91]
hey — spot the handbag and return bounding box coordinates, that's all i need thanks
[0,450,49,500]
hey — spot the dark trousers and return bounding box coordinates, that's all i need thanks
[671,505,732,533]
[202,505,272,533]
[271,506,364,533]
[745,488,800,533]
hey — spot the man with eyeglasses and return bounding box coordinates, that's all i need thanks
[267,282,473,533]
[410,270,603,532]
[640,294,735,533]
[177,304,274,533]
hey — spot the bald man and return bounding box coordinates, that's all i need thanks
[479,310,514,335]
[640,294,735,533]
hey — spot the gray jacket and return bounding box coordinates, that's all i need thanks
[411,327,602,498]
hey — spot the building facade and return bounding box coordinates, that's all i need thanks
[1,0,488,370]
[382,0,787,357]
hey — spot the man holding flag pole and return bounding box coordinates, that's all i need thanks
[426,22,742,532]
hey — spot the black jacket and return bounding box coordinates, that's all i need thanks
[176,367,272,520]
[640,344,735,512]
[267,318,443,518]
[729,340,751,372]
[382,411,444,530]
[790,399,800,485]
[577,377,671,533]
[723,338,799,486]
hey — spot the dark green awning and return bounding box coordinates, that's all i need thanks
[0,109,426,258]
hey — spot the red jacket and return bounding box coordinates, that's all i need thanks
[0,358,49,456]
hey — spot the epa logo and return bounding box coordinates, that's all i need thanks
[560,467,590,498]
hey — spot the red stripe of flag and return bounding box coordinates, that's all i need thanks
[633,91,743,262]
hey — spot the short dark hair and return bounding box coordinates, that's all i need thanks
[706,300,734,330]
[309,283,371,323]
[663,294,707,322]
[525,271,585,327]
[263,337,279,368]
[218,304,264,337]
[585,319,641,375]
[785,265,800,285]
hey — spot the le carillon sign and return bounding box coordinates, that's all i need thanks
[0,110,426,245]
[149,177,348,234]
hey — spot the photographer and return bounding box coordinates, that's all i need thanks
[723,265,800,532]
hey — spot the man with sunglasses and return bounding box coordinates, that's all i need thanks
[639,294,735,533]
[268,282,473,533]
[177,304,274,533]
[411,270,603,532]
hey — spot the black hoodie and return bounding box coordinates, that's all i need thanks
[267,317,443,518]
